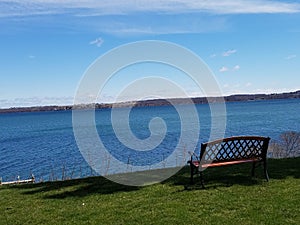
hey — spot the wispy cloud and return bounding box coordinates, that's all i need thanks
[1,0,300,18]
[79,14,228,36]
[0,96,74,108]
[1,1,300,36]
[210,50,237,58]
[285,54,296,60]
[219,65,240,72]
[233,65,240,71]
[90,37,104,47]
[219,66,229,72]
[222,49,237,57]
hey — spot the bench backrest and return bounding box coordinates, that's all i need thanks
[200,136,270,164]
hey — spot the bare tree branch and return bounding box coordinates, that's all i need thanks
[270,131,300,158]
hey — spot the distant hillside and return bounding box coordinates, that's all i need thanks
[1,90,299,114]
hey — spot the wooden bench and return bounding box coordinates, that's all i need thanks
[188,136,270,187]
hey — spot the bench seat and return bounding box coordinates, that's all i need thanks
[190,158,261,168]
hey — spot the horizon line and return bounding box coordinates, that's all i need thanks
[1,89,299,110]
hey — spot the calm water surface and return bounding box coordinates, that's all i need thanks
[0,99,299,181]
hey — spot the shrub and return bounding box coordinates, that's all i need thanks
[270,131,300,158]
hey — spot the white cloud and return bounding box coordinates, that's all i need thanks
[219,66,229,72]
[0,96,74,108]
[248,88,297,94]
[210,51,238,59]
[1,0,300,18]
[233,65,240,71]
[286,54,296,60]
[70,13,228,36]
[222,49,237,57]
[245,82,252,87]
[219,65,240,72]
[2,1,299,36]
[90,37,104,47]
[221,87,299,97]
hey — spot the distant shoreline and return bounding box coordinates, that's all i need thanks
[1,90,299,114]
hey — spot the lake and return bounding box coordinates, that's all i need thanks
[0,98,299,182]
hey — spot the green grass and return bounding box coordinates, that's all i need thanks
[1,158,299,225]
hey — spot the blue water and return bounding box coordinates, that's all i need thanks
[0,99,299,181]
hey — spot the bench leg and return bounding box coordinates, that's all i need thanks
[190,164,194,184]
[200,171,205,189]
[251,161,256,177]
[263,160,269,182]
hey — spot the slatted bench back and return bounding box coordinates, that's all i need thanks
[200,136,270,165]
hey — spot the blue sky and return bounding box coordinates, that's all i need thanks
[0,0,300,108]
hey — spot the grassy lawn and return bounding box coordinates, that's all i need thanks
[1,158,299,225]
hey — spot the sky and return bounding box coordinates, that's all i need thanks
[0,0,300,108]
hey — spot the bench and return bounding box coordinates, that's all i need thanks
[188,136,270,187]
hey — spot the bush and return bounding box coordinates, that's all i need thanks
[270,131,300,158]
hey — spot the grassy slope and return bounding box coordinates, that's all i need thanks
[0,158,299,225]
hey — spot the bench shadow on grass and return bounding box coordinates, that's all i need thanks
[165,165,263,191]
[9,157,300,198]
